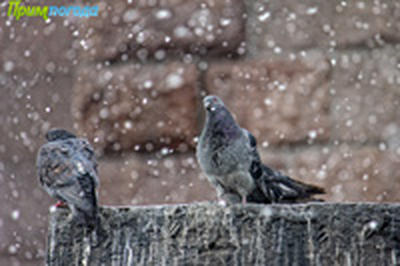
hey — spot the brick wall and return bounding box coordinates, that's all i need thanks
[1,1,400,264]
[72,0,400,203]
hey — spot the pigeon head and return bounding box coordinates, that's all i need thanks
[203,95,226,113]
[46,129,77,142]
[202,95,240,137]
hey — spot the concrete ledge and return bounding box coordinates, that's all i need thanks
[47,203,400,265]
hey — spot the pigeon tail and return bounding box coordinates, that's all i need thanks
[74,205,100,233]
[248,162,325,203]
[74,205,107,247]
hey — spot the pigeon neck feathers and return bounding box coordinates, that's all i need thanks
[204,105,241,141]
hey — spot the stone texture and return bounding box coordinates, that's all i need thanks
[205,54,331,145]
[0,11,77,266]
[246,1,400,55]
[0,73,76,266]
[76,0,246,62]
[2,0,400,265]
[96,144,400,207]
[98,153,214,206]
[259,145,400,202]
[329,47,400,142]
[72,62,199,154]
[0,6,77,74]
[47,203,400,265]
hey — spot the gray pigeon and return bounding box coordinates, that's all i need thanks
[196,95,325,204]
[37,129,100,230]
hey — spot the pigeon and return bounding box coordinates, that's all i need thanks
[37,129,100,230]
[196,95,325,204]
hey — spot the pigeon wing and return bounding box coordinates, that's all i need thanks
[37,141,98,212]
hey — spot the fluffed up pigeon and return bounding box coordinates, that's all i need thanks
[37,129,100,230]
[196,95,325,204]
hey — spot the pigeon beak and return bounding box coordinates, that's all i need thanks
[204,100,211,110]
[204,101,217,112]
[204,96,220,112]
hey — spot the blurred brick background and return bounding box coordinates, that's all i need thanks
[1,0,400,265]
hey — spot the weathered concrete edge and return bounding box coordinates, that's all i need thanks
[47,202,400,266]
